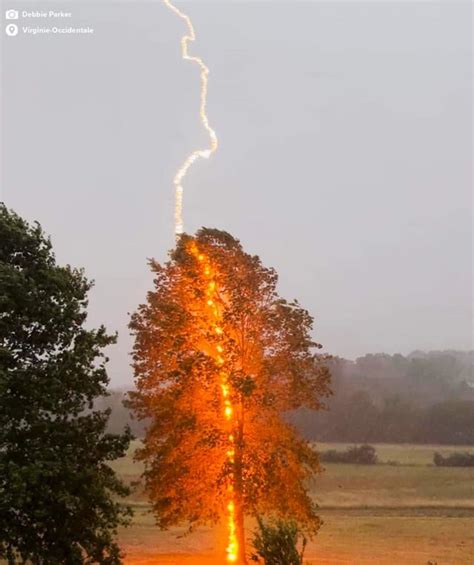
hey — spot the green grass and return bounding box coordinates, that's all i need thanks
[112,441,474,508]
[312,462,474,508]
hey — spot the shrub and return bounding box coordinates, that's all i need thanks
[433,451,474,467]
[319,444,378,465]
[251,517,307,565]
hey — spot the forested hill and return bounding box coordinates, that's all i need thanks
[100,350,474,445]
[290,350,473,445]
[322,350,473,410]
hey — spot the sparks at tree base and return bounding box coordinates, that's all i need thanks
[129,228,331,564]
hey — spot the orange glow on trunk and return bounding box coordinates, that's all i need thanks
[189,242,239,563]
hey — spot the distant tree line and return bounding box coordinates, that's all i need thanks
[289,352,473,445]
[320,444,377,465]
[101,351,474,446]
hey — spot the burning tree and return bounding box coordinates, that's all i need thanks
[129,229,331,564]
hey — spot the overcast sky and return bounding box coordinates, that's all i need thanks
[2,1,472,385]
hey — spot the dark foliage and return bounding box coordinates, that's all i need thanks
[0,205,132,564]
[250,517,307,565]
[320,444,377,465]
[433,452,474,467]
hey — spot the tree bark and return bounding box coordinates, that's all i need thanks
[234,404,248,564]
[235,497,247,565]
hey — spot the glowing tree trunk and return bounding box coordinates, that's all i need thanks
[188,243,242,563]
[233,411,247,564]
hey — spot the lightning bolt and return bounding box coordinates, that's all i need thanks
[189,243,239,563]
[163,0,218,236]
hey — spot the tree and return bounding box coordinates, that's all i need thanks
[250,517,307,565]
[0,205,132,563]
[423,400,474,445]
[129,228,331,563]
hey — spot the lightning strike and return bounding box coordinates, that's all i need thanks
[188,242,239,563]
[163,0,218,236]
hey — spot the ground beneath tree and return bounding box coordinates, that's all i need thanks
[115,444,474,565]
[123,556,366,564]
[120,508,474,564]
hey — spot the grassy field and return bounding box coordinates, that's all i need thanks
[113,442,474,564]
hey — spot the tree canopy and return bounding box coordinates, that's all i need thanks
[0,204,132,564]
[129,228,331,563]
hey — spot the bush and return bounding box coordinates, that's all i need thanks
[320,444,378,465]
[251,517,307,565]
[433,451,474,467]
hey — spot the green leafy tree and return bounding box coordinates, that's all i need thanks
[129,228,331,563]
[250,517,307,565]
[0,205,132,564]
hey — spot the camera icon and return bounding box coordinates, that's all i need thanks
[5,9,19,20]
[5,23,18,36]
